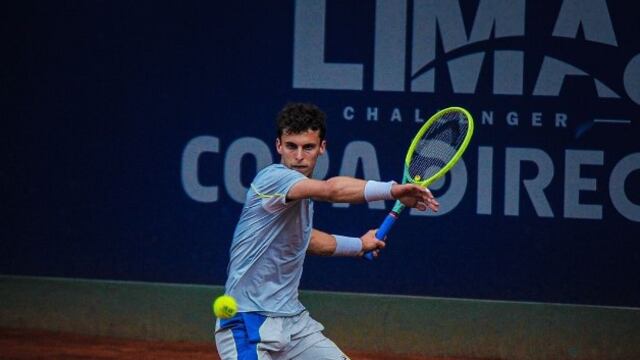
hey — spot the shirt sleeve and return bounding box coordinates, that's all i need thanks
[251,165,307,212]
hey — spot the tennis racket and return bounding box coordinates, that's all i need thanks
[364,107,474,260]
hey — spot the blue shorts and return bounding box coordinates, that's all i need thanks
[214,310,349,360]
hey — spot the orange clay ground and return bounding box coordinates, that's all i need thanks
[0,328,485,360]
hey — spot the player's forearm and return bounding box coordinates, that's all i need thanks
[319,176,367,203]
[287,177,396,203]
[307,229,337,256]
[308,229,364,257]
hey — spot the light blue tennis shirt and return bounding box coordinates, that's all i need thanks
[224,164,312,316]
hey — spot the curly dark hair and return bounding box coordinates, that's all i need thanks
[276,102,327,140]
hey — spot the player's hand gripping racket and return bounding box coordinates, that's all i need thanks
[364,107,474,260]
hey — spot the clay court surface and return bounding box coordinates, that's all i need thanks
[0,328,477,360]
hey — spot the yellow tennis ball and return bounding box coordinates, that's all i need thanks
[414,175,421,181]
[213,295,237,319]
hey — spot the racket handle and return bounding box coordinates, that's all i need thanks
[363,211,399,261]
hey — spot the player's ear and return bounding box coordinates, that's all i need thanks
[319,140,326,155]
[276,137,283,155]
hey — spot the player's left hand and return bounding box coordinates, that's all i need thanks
[391,183,440,212]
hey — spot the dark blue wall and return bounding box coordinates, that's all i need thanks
[3,1,639,307]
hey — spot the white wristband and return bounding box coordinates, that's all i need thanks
[332,235,363,257]
[364,180,395,202]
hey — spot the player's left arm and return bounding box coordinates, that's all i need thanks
[307,228,385,257]
[287,177,367,203]
[287,177,438,211]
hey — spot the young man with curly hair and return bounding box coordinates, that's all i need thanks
[215,103,439,359]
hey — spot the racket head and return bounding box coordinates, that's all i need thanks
[403,107,474,186]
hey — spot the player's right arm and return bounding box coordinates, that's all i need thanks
[286,177,439,211]
[307,228,386,257]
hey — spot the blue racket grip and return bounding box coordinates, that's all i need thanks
[363,211,399,261]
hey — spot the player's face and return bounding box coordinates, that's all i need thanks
[276,129,326,177]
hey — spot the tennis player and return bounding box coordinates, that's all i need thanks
[215,102,439,359]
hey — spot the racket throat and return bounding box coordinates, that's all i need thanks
[391,200,405,214]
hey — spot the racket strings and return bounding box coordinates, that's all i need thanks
[409,111,469,180]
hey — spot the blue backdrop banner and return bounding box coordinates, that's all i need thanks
[3,0,639,307]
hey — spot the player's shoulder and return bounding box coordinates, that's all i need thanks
[255,164,305,183]
[250,164,307,209]
[258,163,290,175]
[252,164,306,196]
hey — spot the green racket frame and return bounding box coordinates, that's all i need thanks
[364,107,474,260]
